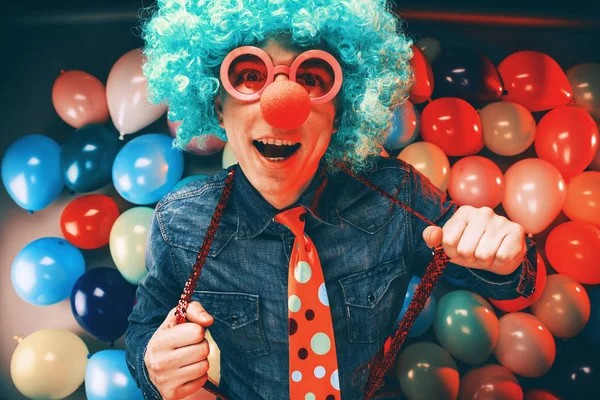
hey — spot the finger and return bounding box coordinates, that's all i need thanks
[186,301,215,327]
[158,307,179,330]
[422,226,443,248]
[492,230,526,275]
[453,212,490,264]
[171,339,211,368]
[174,361,210,399]
[161,322,207,349]
[471,227,507,271]
[441,215,468,260]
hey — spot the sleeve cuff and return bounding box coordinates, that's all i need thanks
[139,341,164,399]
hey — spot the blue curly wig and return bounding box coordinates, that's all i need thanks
[140,0,414,174]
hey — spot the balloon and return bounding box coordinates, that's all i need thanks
[433,48,503,104]
[60,194,120,249]
[71,267,137,343]
[222,141,238,169]
[563,171,600,227]
[106,49,167,137]
[398,141,450,191]
[167,114,226,156]
[172,174,210,191]
[109,207,154,285]
[448,156,504,208]
[498,51,572,112]
[60,124,123,193]
[11,329,88,399]
[480,101,536,156]
[434,290,499,364]
[384,101,420,151]
[458,364,523,400]
[85,349,143,400]
[112,133,184,205]
[530,274,590,338]
[502,158,566,234]
[420,97,484,156]
[580,285,600,346]
[524,389,562,400]
[415,37,442,63]
[566,63,600,121]
[52,70,109,128]
[545,221,600,284]
[494,313,555,378]
[396,342,459,400]
[1,134,64,212]
[11,237,85,306]
[590,135,600,171]
[394,276,436,337]
[490,252,547,313]
[534,106,599,180]
[409,46,434,104]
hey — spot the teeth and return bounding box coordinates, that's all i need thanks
[266,157,286,161]
[257,139,298,146]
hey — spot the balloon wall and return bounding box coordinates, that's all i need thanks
[2,6,599,400]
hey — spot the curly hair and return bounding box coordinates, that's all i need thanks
[140,0,414,174]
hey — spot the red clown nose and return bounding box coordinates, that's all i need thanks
[260,80,312,130]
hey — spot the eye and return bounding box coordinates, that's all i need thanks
[297,73,325,87]
[236,69,266,84]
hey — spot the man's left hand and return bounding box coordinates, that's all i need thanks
[422,205,527,275]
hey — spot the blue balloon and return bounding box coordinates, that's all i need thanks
[112,134,184,205]
[384,102,421,151]
[394,275,437,337]
[11,237,85,305]
[1,134,64,212]
[172,173,210,191]
[85,349,144,400]
[70,267,137,343]
[61,124,123,193]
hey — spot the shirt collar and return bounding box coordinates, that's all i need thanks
[234,158,343,240]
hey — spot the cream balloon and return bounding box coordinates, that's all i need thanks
[415,37,442,63]
[11,329,88,399]
[563,171,600,227]
[398,141,451,191]
[566,63,600,121]
[530,274,590,338]
[502,158,566,234]
[222,141,238,169]
[480,101,536,156]
[106,49,167,138]
[109,207,154,285]
[448,156,505,208]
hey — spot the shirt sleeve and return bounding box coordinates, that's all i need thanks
[404,162,537,301]
[125,209,182,399]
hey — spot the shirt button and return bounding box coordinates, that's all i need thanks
[231,315,238,323]
[367,294,375,303]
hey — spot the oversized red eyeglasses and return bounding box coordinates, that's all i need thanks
[219,46,343,104]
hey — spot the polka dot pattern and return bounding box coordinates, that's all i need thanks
[274,207,341,400]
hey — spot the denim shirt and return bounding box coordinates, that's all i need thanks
[125,155,537,400]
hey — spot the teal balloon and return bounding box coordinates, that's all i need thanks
[11,237,85,305]
[434,290,499,365]
[61,124,123,193]
[1,134,64,212]
[395,275,436,337]
[112,134,184,205]
[172,174,210,191]
[384,101,420,151]
[85,350,143,400]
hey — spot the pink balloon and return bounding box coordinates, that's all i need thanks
[52,70,109,128]
[166,115,225,156]
[502,158,566,234]
[398,141,451,191]
[448,156,504,208]
[106,49,167,138]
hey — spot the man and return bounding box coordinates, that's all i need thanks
[125,1,537,399]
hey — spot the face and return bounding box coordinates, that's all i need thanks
[215,39,339,209]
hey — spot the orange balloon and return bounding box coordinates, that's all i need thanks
[502,158,566,234]
[545,221,600,284]
[409,46,434,104]
[60,194,120,249]
[490,252,547,313]
[52,70,109,128]
[448,156,504,208]
[458,364,523,400]
[420,97,484,156]
[498,50,573,112]
[534,106,599,181]
[524,389,561,400]
[563,171,600,227]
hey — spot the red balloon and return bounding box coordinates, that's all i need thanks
[60,194,120,249]
[535,106,599,181]
[498,50,573,112]
[421,97,484,156]
[409,46,434,104]
[545,221,600,284]
[490,252,547,312]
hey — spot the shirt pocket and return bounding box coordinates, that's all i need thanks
[338,256,407,345]
[192,290,269,359]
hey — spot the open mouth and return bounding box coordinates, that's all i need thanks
[253,140,301,161]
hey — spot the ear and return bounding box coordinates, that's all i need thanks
[214,95,224,128]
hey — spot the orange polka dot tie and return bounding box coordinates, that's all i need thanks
[274,206,341,400]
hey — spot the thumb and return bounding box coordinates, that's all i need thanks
[423,226,442,248]
[186,301,215,327]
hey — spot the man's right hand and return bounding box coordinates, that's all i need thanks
[144,302,215,400]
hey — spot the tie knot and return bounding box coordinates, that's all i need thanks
[274,206,307,237]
